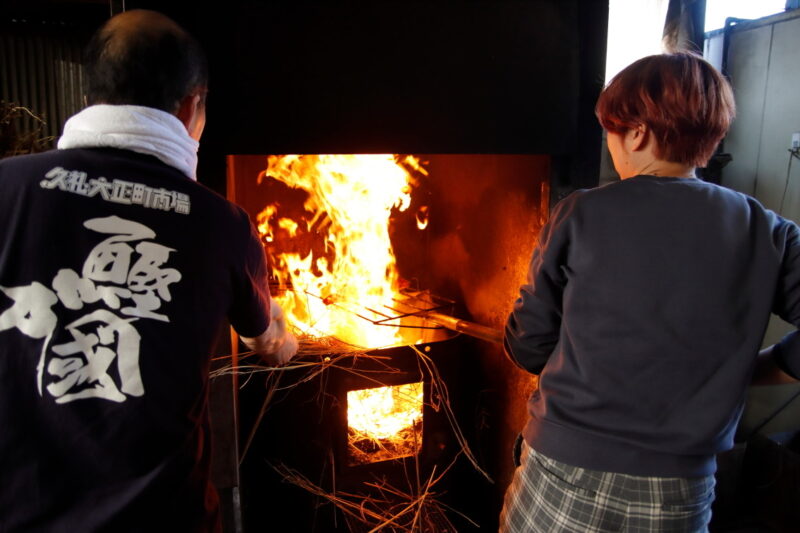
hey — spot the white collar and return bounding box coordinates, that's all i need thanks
[57,104,199,180]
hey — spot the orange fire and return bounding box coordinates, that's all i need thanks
[256,154,427,348]
[347,382,424,465]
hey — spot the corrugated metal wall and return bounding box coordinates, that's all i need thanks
[704,9,800,217]
[704,9,800,440]
[1,22,87,148]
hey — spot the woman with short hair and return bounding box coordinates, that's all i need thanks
[500,52,799,532]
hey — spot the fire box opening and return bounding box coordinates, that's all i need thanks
[346,381,424,466]
[227,153,551,348]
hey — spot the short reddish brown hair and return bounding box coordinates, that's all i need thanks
[595,52,735,167]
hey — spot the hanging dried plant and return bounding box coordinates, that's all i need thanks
[0,102,54,158]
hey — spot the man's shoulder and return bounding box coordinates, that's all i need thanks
[0,147,140,178]
[191,182,250,223]
[0,148,64,170]
[0,150,69,192]
[0,148,248,223]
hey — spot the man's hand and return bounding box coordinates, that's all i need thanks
[240,298,299,366]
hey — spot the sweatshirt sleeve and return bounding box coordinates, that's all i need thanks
[504,194,575,374]
[772,217,800,379]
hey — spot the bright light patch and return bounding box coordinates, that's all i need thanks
[257,154,425,348]
[705,0,786,32]
[347,382,424,465]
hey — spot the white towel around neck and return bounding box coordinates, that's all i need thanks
[57,104,199,180]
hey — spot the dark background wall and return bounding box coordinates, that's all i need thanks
[1,0,607,192]
[63,0,607,197]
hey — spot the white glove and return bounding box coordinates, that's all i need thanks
[240,298,299,366]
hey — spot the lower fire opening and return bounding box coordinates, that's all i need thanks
[346,381,424,466]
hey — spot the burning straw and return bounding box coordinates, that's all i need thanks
[211,330,423,386]
[211,331,413,463]
[211,333,371,378]
[210,333,492,482]
[210,331,492,531]
[271,456,477,533]
[347,381,424,466]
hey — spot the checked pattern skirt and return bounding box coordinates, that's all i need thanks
[499,441,715,533]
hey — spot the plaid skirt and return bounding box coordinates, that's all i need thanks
[499,441,715,533]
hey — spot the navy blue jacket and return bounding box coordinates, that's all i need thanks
[505,175,800,477]
[0,147,270,532]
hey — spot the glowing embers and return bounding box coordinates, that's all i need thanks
[347,381,424,465]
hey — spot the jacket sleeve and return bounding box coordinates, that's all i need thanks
[771,217,800,379]
[228,212,272,339]
[504,194,575,374]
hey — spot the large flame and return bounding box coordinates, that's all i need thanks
[257,154,426,348]
[347,382,424,465]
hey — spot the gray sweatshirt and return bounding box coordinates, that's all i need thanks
[505,175,800,477]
